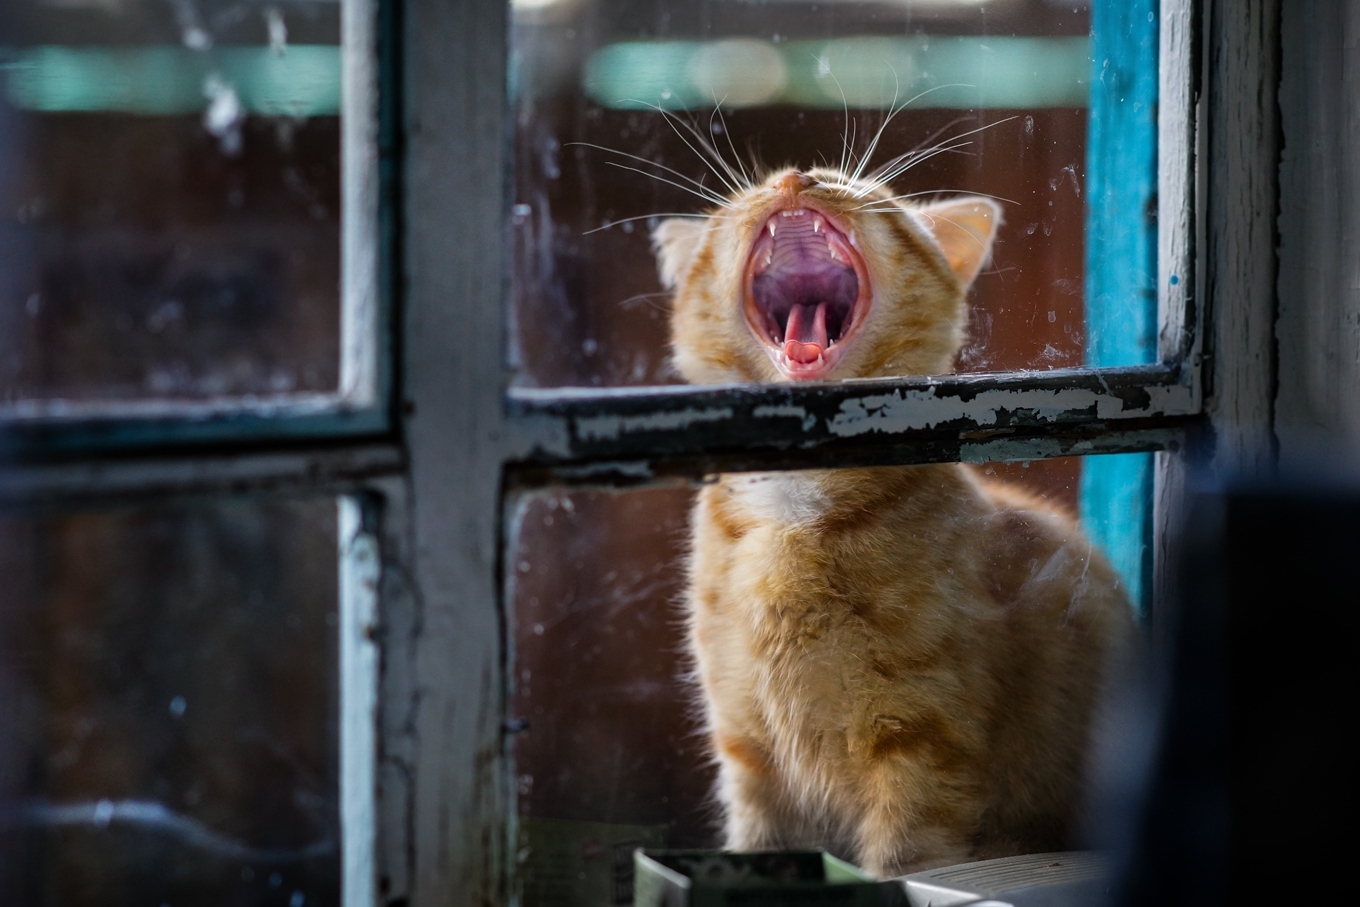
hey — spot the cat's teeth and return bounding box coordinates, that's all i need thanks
[813,216,824,233]
[768,222,776,237]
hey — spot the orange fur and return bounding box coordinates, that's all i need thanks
[653,167,1133,877]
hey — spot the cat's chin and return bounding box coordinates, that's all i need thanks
[742,203,873,381]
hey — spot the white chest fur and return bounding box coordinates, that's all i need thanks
[724,471,833,525]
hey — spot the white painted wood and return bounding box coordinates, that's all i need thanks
[1277,0,1360,468]
[0,445,402,506]
[1159,0,1198,377]
[1152,0,1201,627]
[340,497,381,907]
[342,0,382,407]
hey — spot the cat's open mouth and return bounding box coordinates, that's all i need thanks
[743,205,872,380]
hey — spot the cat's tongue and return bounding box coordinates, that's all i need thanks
[783,303,829,363]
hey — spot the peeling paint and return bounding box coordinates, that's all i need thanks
[828,383,1187,437]
[575,407,734,442]
[751,404,818,432]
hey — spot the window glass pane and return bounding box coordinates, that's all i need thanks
[508,457,1148,902]
[511,0,1157,388]
[0,1,349,407]
[0,496,341,905]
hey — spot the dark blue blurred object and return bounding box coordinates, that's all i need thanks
[1104,481,1356,907]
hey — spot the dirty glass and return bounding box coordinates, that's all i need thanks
[507,455,1149,905]
[0,1,346,408]
[510,0,1158,388]
[0,496,340,905]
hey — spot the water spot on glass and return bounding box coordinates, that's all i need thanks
[533,623,545,635]
[582,338,599,356]
[1047,311,1056,323]
[203,75,245,156]
[543,515,554,526]
[621,220,634,233]
[169,695,187,718]
[92,799,114,828]
[269,872,282,888]
[1025,223,1038,236]
[266,7,288,56]
[147,300,184,333]
[290,893,305,907]
[1042,221,1053,236]
[25,293,41,316]
[513,203,532,217]
[518,560,531,573]
[242,867,255,882]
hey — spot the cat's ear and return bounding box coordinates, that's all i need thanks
[652,217,707,289]
[916,197,1003,289]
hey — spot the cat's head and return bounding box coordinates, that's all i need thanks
[652,167,1000,384]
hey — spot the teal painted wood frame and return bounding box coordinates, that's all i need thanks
[1080,0,1159,616]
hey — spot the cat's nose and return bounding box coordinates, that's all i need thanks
[777,172,816,203]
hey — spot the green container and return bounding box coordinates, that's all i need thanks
[633,849,906,907]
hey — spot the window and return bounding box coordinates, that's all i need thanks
[1,0,382,903]
[4,0,1301,902]
[504,1,1186,901]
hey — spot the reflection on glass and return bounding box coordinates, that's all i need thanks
[507,457,1142,903]
[0,2,344,405]
[0,497,340,905]
[512,0,1156,387]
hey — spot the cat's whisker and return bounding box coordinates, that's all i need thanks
[581,212,712,236]
[853,189,1017,210]
[709,98,753,190]
[602,161,733,208]
[862,114,973,186]
[653,104,748,196]
[849,64,906,185]
[616,290,675,312]
[567,141,734,205]
[860,138,980,192]
[914,211,992,254]
[857,116,1017,197]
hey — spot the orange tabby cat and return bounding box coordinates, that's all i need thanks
[652,167,1133,877]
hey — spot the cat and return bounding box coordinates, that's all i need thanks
[651,166,1133,878]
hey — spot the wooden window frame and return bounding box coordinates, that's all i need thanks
[0,0,1292,903]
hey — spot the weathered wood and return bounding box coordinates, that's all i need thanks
[1203,0,1281,478]
[508,365,1194,473]
[0,443,403,508]
[1153,0,1202,629]
[1276,0,1360,466]
[401,0,509,902]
